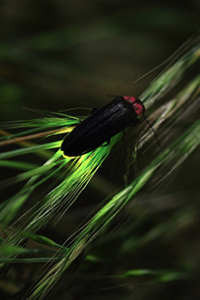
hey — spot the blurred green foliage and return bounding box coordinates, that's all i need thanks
[0,1,199,120]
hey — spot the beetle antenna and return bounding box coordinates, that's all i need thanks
[143,114,160,147]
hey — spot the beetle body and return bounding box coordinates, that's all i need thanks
[61,96,145,156]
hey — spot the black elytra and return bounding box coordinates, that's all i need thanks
[61,96,145,157]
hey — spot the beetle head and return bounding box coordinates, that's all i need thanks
[123,96,145,116]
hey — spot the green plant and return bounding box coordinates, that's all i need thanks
[0,34,200,299]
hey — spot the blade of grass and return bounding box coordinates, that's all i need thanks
[30,115,200,299]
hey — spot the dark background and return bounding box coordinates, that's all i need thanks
[0,1,200,299]
[0,0,199,121]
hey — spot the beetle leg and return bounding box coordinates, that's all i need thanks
[91,108,98,114]
[129,120,141,126]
